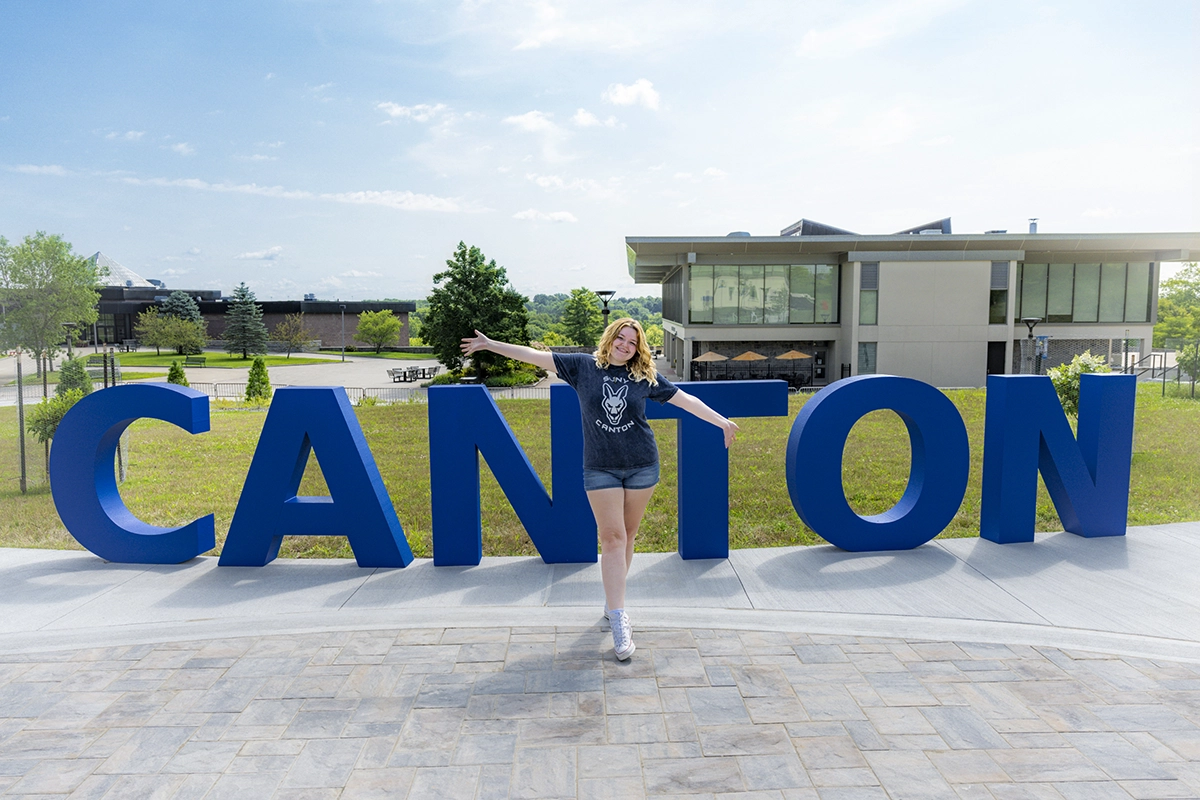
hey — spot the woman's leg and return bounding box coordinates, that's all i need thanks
[587,488,630,611]
[621,486,655,576]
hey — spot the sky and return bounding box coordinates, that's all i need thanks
[1,1,1196,300]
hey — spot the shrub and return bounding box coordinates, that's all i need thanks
[1047,351,1112,417]
[357,394,380,407]
[483,371,541,388]
[28,389,84,444]
[245,356,272,402]
[167,360,189,386]
[56,357,93,397]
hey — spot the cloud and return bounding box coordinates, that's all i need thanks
[106,130,145,142]
[513,208,578,222]
[236,154,278,162]
[265,72,276,80]
[504,110,559,134]
[673,172,692,179]
[524,172,622,200]
[602,79,660,110]
[170,142,195,156]
[11,164,71,176]
[703,167,727,177]
[377,102,449,122]
[1083,207,1118,218]
[235,246,285,261]
[571,108,617,127]
[120,175,467,212]
[340,269,383,278]
[187,247,202,255]
[259,141,285,148]
[798,0,966,59]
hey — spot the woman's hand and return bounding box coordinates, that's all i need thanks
[722,418,740,448]
[460,330,490,356]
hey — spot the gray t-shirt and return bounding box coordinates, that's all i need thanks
[552,352,679,470]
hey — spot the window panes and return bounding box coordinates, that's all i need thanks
[1047,264,1074,322]
[739,265,764,324]
[860,290,878,325]
[713,266,739,324]
[989,290,1008,324]
[1099,263,1126,322]
[1020,264,1048,320]
[1125,262,1151,323]
[1073,264,1100,322]
[688,265,713,323]
[857,342,877,375]
[814,265,838,324]
[790,265,816,323]
[763,266,789,324]
[1014,263,1023,317]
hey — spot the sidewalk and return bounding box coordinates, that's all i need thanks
[2,524,1200,797]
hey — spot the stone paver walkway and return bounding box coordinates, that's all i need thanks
[4,623,1200,798]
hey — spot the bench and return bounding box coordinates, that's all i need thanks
[121,339,139,352]
[184,356,207,367]
[388,367,414,383]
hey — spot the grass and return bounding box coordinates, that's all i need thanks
[0,383,1196,559]
[115,352,335,369]
[318,349,434,361]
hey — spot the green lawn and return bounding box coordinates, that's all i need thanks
[318,349,435,361]
[115,352,335,369]
[1,384,1196,559]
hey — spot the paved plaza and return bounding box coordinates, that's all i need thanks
[3,524,1200,798]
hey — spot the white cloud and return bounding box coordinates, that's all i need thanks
[259,141,285,148]
[703,167,727,178]
[11,164,71,176]
[236,154,278,162]
[798,0,966,59]
[120,175,468,212]
[513,208,578,222]
[170,142,195,156]
[340,269,383,278]
[524,172,622,200]
[235,246,284,261]
[602,79,660,110]
[377,102,449,122]
[265,72,276,80]
[1083,207,1118,218]
[571,108,617,127]
[106,130,145,141]
[673,172,692,179]
[187,247,202,255]
[504,110,559,134]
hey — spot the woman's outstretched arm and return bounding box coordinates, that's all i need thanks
[460,330,557,372]
[667,390,739,448]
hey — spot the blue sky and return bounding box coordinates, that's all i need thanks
[1,1,1196,300]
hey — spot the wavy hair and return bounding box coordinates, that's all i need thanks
[595,317,659,385]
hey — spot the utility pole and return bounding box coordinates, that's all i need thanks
[15,352,27,494]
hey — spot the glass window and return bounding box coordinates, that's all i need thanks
[1014,263,1023,317]
[857,342,877,375]
[789,265,815,324]
[739,265,764,324]
[1125,262,1151,323]
[712,266,739,324]
[1047,264,1074,322]
[1099,263,1127,322]
[989,290,1008,324]
[860,290,877,325]
[1073,264,1100,322]
[814,265,839,324]
[688,265,713,323]
[763,266,789,324]
[1020,264,1047,320]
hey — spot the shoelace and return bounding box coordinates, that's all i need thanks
[612,611,631,649]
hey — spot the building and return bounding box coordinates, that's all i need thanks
[90,253,415,348]
[626,220,1199,388]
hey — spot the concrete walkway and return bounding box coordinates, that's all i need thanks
[3,523,1200,797]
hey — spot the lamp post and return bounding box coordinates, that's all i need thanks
[595,290,615,329]
[339,304,346,362]
[63,322,77,360]
[1021,317,1042,375]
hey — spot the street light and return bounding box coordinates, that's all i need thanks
[339,304,346,363]
[595,290,615,328]
[1020,317,1042,375]
[62,322,77,360]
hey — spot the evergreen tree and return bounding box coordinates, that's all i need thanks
[167,360,189,386]
[245,356,271,401]
[160,290,203,323]
[561,288,604,346]
[223,282,269,359]
[56,357,94,397]
[422,242,529,379]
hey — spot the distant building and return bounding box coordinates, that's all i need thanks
[626,220,1200,388]
[90,253,414,349]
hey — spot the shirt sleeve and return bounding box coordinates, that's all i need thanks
[551,352,586,385]
[648,374,679,404]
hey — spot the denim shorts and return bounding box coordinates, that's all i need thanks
[582,463,660,491]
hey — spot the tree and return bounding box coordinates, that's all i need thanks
[134,307,169,355]
[561,288,604,346]
[245,356,271,402]
[354,309,402,353]
[27,389,84,445]
[56,357,93,397]
[0,232,104,363]
[1178,340,1200,382]
[223,282,269,359]
[167,360,189,386]
[272,313,314,358]
[160,290,203,323]
[163,316,208,355]
[643,323,664,349]
[422,242,529,379]
[1154,264,1200,347]
[1047,351,1112,417]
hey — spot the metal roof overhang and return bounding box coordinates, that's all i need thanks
[625,233,1199,283]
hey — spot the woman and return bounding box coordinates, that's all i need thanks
[461,318,738,660]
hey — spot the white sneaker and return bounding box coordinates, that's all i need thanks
[611,610,635,661]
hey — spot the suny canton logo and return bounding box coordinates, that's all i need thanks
[48,374,1137,572]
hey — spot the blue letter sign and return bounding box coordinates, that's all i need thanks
[50,383,215,564]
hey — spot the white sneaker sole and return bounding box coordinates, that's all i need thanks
[615,640,636,661]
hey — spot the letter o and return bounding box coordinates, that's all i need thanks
[786,375,968,551]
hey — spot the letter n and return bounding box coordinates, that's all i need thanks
[981,373,1136,544]
[428,384,595,566]
[220,387,413,567]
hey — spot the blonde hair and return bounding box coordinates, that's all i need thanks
[595,317,659,385]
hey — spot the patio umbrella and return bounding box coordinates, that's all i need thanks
[730,351,767,361]
[692,350,727,380]
[774,350,812,360]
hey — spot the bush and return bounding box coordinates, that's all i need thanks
[167,361,189,386]
[427,371,463,386]
[483,371,541,388]
[1047,351,1112,417]
[56,357,93,397]
[357,394,380,407]
[28,389,84,444]
[245,356,271,402]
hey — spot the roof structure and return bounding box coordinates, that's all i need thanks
[88,252,154,288]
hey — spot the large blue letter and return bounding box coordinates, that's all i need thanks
[220,387,413,567]
[50,383,215,564]
[980,373,1136,543]
[646,381,789,559]
[428,384,594,566]
[786,376,969,552]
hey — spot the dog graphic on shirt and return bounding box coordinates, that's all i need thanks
[602,382,628,426]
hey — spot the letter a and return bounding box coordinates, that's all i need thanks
[220,387,413,567]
